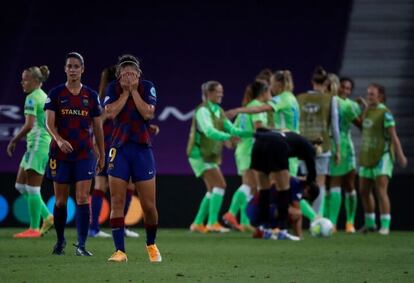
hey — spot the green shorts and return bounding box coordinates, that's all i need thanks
[188,157,219,178]
[359,152,394,179]
[330,139,356,176]
[19,142,50,175]
[235,154,251,176]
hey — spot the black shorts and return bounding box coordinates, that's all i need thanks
[251,131,289,174]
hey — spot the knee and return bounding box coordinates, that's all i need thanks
[76,191,89,205]
[110,194,125,213]
[15,183,26,194]
[141,200,157,215]
[55,198,67,208]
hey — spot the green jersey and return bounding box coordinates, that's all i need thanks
[24,88,51,147]
[338,97,360,138]
[234,99,267,160]
[269,91,300,133]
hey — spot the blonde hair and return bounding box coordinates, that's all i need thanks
[273,70,294,92]
[201,81,221,101]
[25,65,50,83]
[326,73,339,96]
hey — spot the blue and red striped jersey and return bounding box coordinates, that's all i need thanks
[45,83,102,161]
[103,80,157,148]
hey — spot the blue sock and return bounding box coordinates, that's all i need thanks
[124,189,133,215]
[110,217,125,252]
[53,204,67,245]
[76,204,90,247]
[145,223,157,246]
[90,189,104,232]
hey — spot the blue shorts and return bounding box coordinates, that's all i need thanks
[107,143,155,182]
[290,177,304,202]
[46,158,96,184]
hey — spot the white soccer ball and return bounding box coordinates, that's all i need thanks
[310,217,334,237]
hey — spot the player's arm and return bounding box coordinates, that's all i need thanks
[45,110,73,154]
[105,92,129,119]
[330,96,341,164]
[225,104,271,119]
[6,114,35,157]
[131,89,155,120]
[388,126,407,168]
[224,118,253,138]
[92,116,105,173]
[197,108,231,141]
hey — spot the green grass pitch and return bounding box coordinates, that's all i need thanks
[0,228,413,282]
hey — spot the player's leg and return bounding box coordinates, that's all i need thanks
[203,168,229,232]
[328,175,342,230]
[190,177,211,233]
[312,156,328,216]
[52,182,70,255]
[123,180,139,238]
[375,175,391,235]
[289,201,303,237]
[239,170,256,230]
[343,170,357,233]
[89,175,110,237]
[358,170,376,232]
[74,178,93,256]
[12,167,30,237]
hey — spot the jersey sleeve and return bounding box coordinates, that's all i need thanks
[103,82,118,107]
[224,118,253,138]
[24,95,37,117]
[44,89,58,112]
[384,110,396,128]
[143,81,157,106]
[347,100,361,122]
[90,90,102,117]
[196,107,231,141]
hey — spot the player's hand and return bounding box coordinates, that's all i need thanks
[149,124,160,135]
[398,154,408,168]
[225,108,239,120]
[356,97,368,109]
[6,140,16,157]
[96,154,105,174]
[335,150,341,165]
[57,138,74,154]
[230,136,240,144]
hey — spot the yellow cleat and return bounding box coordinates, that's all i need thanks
[108,250,128,262]
[189,223,208,233]
[147,244,162,262]
[345,223,356,233]
[40,215,54,236]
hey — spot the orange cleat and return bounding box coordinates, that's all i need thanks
[345,223,355,233]
[206,223,230,233]
[222,212,243,231]
[147,244,162,262]
[13,229,41,238]
[189,223,208,233]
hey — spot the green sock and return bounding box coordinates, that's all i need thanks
[240,199,250,225]
[365,213,376,228]
[345,191,357,224]
[193,193,211,225]
[328,187,342,225]
[229,184,250,216]
[380,214,391,230]
[323,193,330,218]
[300,199,317,221]
[40,198,51,220]
[208,187,225,225]
[28,193,42,229]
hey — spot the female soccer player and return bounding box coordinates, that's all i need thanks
[7,65,54,238]
[327,76,361,232]
[297,67,340,216]
[222,81,271,231]
[89,66,139,239]
[358,83,407,235]
[45,52,105,256]
[104,54,160,263]
[187,81,252,233]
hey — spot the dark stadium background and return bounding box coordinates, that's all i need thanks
[1,0,413,229]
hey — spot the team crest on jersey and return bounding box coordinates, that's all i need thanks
[363,118,373,128]
[302,103,320,114]
[82,98,89,107]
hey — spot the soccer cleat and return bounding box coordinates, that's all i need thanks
[222,212,243,231]
[206,223,230,233]
[271,230,301,241]
[13,229,41,238]
[52,240,66,255]
[189,223,208,233]
[358,225,377,234]
[124,228,139,238]
[378,228,390,236]
[108,250,128,262]
[74,243,93,256]
[345,223,356,233]
[40,216,54,236]
[240,224,256,233]
[147,244,162,262]
[89,229,111,238]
